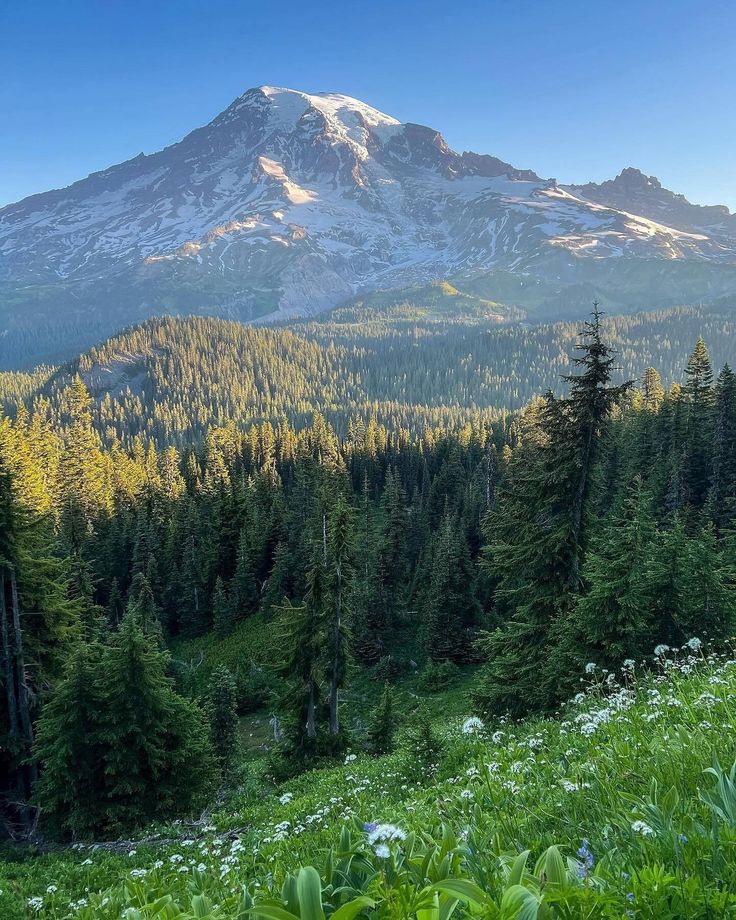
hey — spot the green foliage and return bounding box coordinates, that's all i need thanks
[397,703,443,781]
[10,650,736,917]
[34,615,215,836]
[366,684,397,755]
[416,659,460,692]
[206,665,239,779]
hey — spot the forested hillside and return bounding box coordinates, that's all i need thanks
[1,308,736,917]
[1,299,735,445]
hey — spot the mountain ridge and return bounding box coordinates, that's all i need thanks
[2,85,736,368]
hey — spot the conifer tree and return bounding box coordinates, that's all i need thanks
[712,365,736,531]
[423,513,476,661]
[212,575,232,636]
[35,613,214,836]
[380,467,409,614]
[367,683,396,755]
[127,572,161,638]
[647,516,734,644]
[230,526,259,621]
[206,665,239,779]
[682,337,715,507]
[323,495,354,738]
[0,461,79,835]
[32,643,103,836]
[351,478,387,664]
[107,577,124,627]
[554,477,659,676]
[475,307,631,716]
[398,703,442,780]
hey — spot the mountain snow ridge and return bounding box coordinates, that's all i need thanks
[1,85,736,367]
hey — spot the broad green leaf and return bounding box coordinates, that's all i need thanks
[417,891,440,920]
[298,867,325,920]
[507,851,531,888]
[191,894,213,918]
[249,905,301,920]
[283,875,299,915]
[536,846,565,889]
[499,885,540,920]
[329,895,375,920]
[429,879,489,907]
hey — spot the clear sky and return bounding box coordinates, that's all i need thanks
[2,0,735,210]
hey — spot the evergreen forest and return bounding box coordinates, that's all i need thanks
[2,306,736,917]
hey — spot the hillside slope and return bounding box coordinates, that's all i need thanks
[1,304,735,444]
[4,646,736,918]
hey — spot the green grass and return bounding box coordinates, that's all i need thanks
[7,645,736,916]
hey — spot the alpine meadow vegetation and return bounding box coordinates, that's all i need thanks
[0,306,736,918]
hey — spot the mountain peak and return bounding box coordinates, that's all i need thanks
[2,85,736,369]
[612,167,663,191]
[223,85,401,132]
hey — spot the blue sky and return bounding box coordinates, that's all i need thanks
[2,0,734,210]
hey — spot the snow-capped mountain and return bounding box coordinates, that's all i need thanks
[2,86,736,367]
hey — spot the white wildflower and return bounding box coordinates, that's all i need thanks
[462,716,484,735]
[367,823,406,845]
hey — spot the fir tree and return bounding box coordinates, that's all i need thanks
[323,495,354,738]
[554,477,659,676]
[212,575,232,636]
[682,337,715,507]
[206,665,239,779]
[475,306,631,716]
[32,643,103,836]
[35,613,215,836]
[0,461,79,835]
[367,683,396,755]
[712,365,736,531]
[423,513,476,662]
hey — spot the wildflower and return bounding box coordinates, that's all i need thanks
[622,659,635,669]
[687,637,702,651]
[46,885,58,894]
[27,898,44,912]
[576,839,594,877]
[654,644,670,657]
[678,834,688,845]
[344,753,357,763]
[491,730,504,744]
[366,823,406,845]
[374,843,390,858]
[279,792,293,805]
[462,716,484,735]
[460,789,474,800]
[631,820,655,837]
[585,662,597,674]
